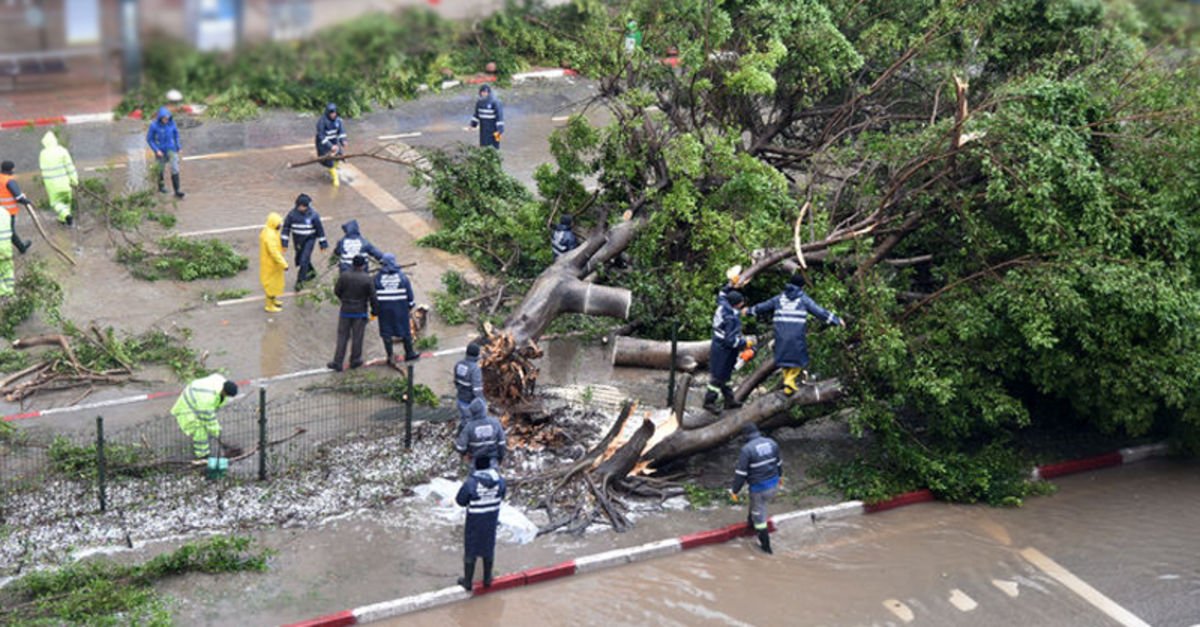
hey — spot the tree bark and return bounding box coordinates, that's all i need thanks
[612,336,710,371]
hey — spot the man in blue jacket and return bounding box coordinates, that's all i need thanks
[550,215,579,260]
[746,273,844,395]
[316,103,347,187]
[455,397,507,467]
[454,344,485,425]
[146,106,185,199]
[280,193,329,290]
[705,289,750,414]
[469,85,504,149]
[334,219,383,272]
[375,253,418,365]
[729,422,781,554]
[455,454,506,590]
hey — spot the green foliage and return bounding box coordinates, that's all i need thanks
[120,5,613,119]
[307,371,439,408]
[47,435,152,480]
[0,260,63,339]
[416,147,552,277]
[204,288,251,302]
[77,178,176,230]
[414,335,439,351]
[117,236,248,281]
[0,347,30,372]
[4,535,271,625]
[431,271,471,326]
[682,483,726,508]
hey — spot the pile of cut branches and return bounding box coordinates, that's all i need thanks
[478,322,542,410]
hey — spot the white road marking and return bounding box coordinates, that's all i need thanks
[882,599,915,623]
[216,290,311,306]
[992,579,1020,598]
[948,588,978,612]
[178,216,340,238]
[377,132,422,140]
[1020,547,1151,627]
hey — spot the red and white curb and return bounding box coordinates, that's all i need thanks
[1,345,470,423]
[283,442,1170,626]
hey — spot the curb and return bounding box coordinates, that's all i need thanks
[282,442,1170,626]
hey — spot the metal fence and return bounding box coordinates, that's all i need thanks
[0,371,458,511]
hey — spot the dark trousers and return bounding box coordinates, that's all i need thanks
[293,237,317,285]
[332,317,368,368]
[383,335,415,361]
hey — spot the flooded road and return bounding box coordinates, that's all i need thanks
[398,460,1200,627]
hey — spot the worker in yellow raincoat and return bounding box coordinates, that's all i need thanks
[259,212,288,313]
[38,131,78,225]
[172,374,238,459]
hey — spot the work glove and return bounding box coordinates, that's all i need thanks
[739,347,755,363]
[493,132,502,143]
[728,489,739,503]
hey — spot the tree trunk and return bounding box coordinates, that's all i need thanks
[612,336,710,371]
[644,378,842,466]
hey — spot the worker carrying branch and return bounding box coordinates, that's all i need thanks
[745,273,844,395]
[172,374,239,460]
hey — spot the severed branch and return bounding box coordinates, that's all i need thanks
[25,204,77,266]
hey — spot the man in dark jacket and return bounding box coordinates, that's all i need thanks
[729,423,781,554]
[281,193,329,289]
[550,215,579,260]
[454,344,485,425]
[455,455,506,590]
[705,289,750,414]
[746,273,844,395]
[315,103,347,187]
[469,85,504,149]
[334,219,383,272]
[328,255,378,372]
[455,397,507,467]
[375,253,418,365]
[146,106,185,199]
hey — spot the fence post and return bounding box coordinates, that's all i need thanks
[258,386,267,481]
[95,416,107,513]
[667,322,678,407]
[405,364,414,450]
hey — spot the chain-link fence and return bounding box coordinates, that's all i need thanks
[0,376,458,511]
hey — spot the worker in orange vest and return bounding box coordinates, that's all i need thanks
[0,161,34,256]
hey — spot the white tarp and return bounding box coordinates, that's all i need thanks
[413,478,538,545]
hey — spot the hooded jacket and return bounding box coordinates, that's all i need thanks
[747,284,841,368]
[454,352,484,406]
[455,466,506,560]
[374,253,415,338]
[454,398,507,464]
[470,86,504,147]
[551,223,578,259]
[259,212,288,296]
[39,131,78,192]
[730,426,781,494]
[334,220,383,271]
[710,289,748,381]
[315,104,346,154]
[146,106,181,153]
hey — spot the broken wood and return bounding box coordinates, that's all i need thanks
[612,336,710,371]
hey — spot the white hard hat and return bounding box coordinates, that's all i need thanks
[165,89,183,103]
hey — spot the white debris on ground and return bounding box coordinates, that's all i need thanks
[0,397,627,581]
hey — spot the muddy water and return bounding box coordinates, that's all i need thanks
[398,460,1200,627]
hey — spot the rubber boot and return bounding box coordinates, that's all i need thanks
[11,227,30,255]
[757,529,773,554]
[482,558,494,588]
[157,169,168,193]
[702,388,721,414]
[722,386,743,410]
[330,166,340,188]
[171,173,185,199]
[782,368,801,396]
[457,558,475,591]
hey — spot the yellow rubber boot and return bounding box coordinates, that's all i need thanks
[265,296,282,313]
[330,166,340,188]
[782,368,802,396]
